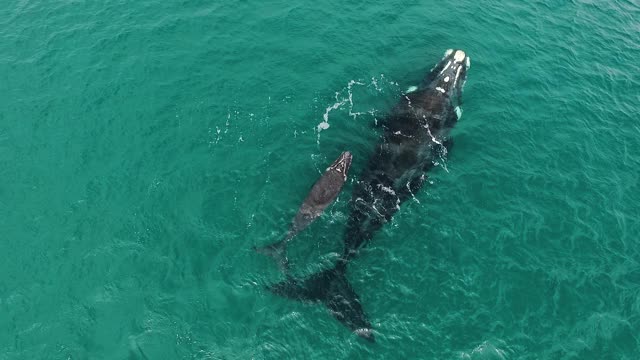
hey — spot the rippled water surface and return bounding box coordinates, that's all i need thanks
[1,0,639,359]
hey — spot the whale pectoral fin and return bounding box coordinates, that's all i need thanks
[405,85,418,93]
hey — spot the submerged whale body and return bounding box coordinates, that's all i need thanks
[269,49,471,341]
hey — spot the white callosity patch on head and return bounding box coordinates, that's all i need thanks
[453,66,463,87]
[435,87,445,94]
[438,60,452,76]
[454,50,466,63]
[444,76,450,83]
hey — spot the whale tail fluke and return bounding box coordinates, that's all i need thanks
[267,264,374,342]
[253,240,290,272]
[253,239,289,272]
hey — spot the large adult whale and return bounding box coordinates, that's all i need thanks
[255,151,352,271]
[268,49,471,342]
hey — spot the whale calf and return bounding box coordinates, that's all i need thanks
[268,49,471,341]
[255,151,352,271]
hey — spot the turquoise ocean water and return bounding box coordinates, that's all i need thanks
[1,0,639,358]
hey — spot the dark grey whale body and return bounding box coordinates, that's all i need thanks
[269,50,471,341]
[255,151,352,270]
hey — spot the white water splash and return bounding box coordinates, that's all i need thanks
[316,92,347,142]
[315,76,400,144]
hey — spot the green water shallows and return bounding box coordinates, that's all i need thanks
[1,0,639,358]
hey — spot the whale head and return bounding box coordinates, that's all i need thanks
[327,151,353,180]
[423,49,470,108]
